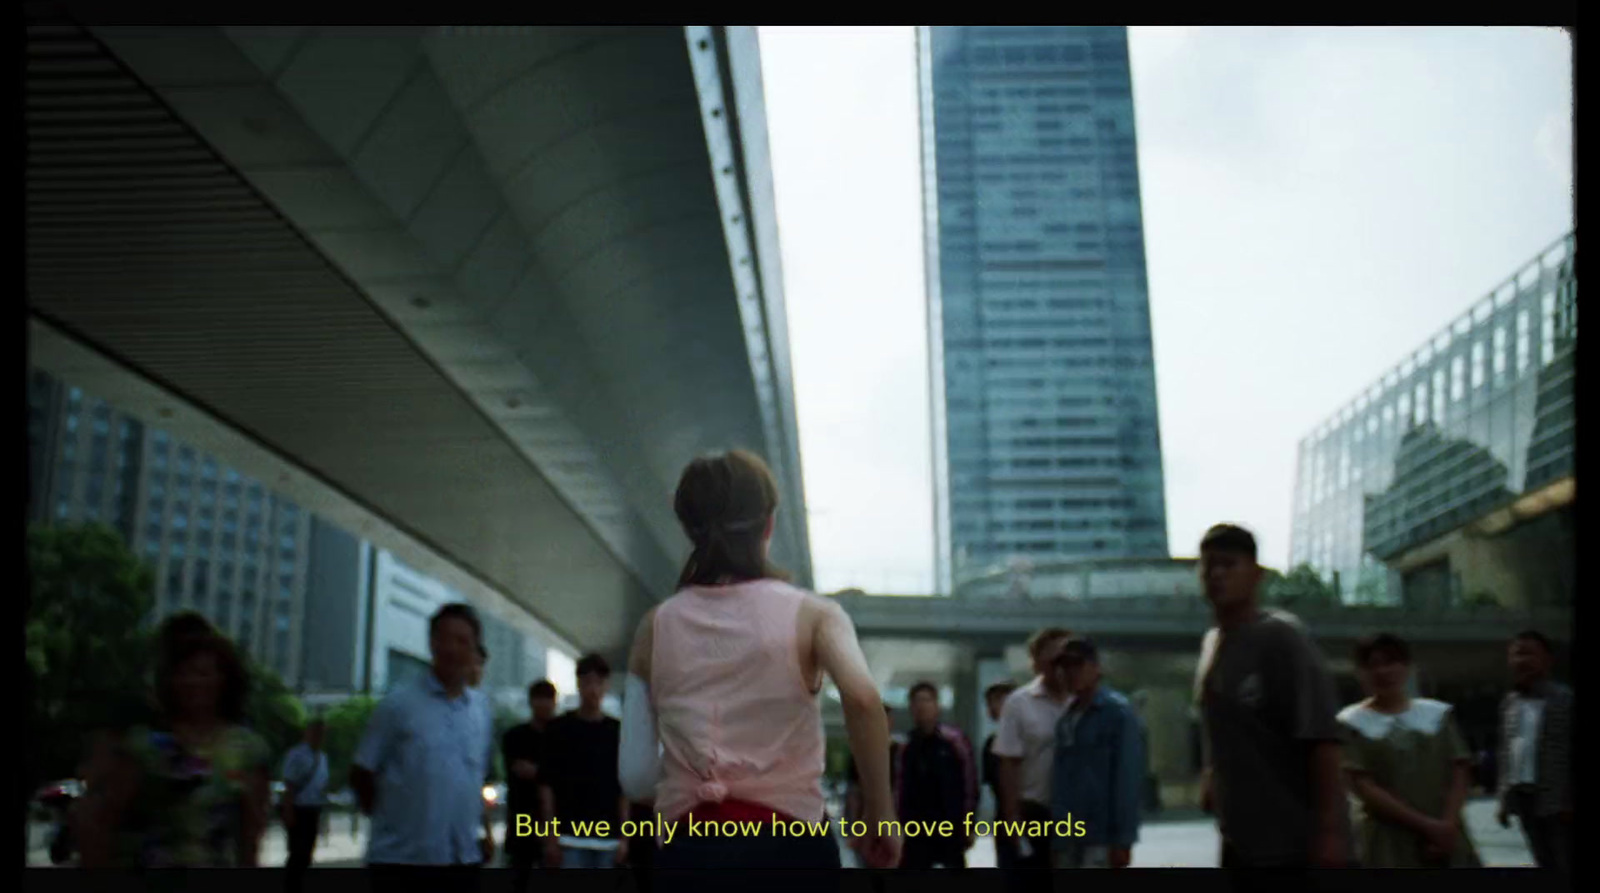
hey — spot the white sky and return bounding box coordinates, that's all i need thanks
[759,26,1574,595]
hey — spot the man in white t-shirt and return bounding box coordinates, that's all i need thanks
[992,627,1074,874]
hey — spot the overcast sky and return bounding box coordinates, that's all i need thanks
[758,26,1574,595]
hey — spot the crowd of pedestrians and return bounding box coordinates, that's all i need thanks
[60,454,1570,878]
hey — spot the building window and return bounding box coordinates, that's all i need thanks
[1517,310,1531,372]
[1541,293,1557,365]
[1413,384,1428,425]
[1492,326,1508,382]
[1471,341,1486,389]
[1450,356,1466,401]
[1432,370,1446,424]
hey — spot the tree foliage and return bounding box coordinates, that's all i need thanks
[1262,563,1341,608]
[244,656,307,769]
[28,522,310,790]
[27,523,157,789]
[321,695,379,789]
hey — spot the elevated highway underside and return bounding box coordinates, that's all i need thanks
[26,19,809,659]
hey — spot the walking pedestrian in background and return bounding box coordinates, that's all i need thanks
[351,603,494,881]
[894,681,977,868]
[281,717,331,882]
[1495,630,1571,872]
[1337,633,1479,867]
[1048,639,1143,870]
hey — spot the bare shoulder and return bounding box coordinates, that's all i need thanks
[801,590,844,615]
[634,606,658,637]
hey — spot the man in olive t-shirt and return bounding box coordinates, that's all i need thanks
[1194,524,1353,869]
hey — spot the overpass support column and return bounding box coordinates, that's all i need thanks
[950,653,979,751]
[971,652,1014,747]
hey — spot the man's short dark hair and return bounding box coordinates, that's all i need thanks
[1512,630,1553,655]
[1354,632,1411,666]
[1199,524,1257,562]
[430,603,483,643]
[477,643,489,661]
[306,717,327,731]
[985,681,1017,701]
[1027,627,1073,657]
[529,679,557,700]
[908,681,939,702]
[576,653,611,679]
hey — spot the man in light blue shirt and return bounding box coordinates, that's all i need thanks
[352,603,495,875]
[281,717,330,875]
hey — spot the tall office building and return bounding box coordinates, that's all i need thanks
[919,26,1169,591]
[1289,233,1576,608]
[29,368,563,701]
[28,369,313,679]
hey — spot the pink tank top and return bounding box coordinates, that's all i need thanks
[650,579,826,824]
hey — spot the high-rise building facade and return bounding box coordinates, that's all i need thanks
[919,26,1169,591]
[28,368,567,702]
[29,369,313,679]
[1289,233,1576,608]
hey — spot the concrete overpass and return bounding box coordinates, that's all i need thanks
[835,592,1570,653]
[26,18,809,660]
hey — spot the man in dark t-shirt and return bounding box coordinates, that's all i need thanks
[539,654,628,869]
[502,679,557,888]
[1194,524,1352,870]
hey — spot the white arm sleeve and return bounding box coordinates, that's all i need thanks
[618,673,662,803]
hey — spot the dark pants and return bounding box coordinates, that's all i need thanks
[505,845,541,893]
[1001,802,1054,893]
[899,835,966,869]
[1510,788,1572,871]
[654,825,840,893]
[286,807,322,873]
[994,835,1019,870]
[367,864,480,892]
[1220,840,1307,869]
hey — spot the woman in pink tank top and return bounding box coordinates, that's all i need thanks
[618,450,901,873]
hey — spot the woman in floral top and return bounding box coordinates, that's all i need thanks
[79,632,271,867]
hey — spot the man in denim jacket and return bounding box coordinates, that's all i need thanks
[1049,638,1144,869]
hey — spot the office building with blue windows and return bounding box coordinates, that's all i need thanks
[919,26,1169,591]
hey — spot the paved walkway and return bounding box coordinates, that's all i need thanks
[30,798,1534,868]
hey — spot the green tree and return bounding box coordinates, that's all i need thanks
[26,523,156,791]
[321,695,379,791]
[1264,563,1340,608]
[243,658,307,770]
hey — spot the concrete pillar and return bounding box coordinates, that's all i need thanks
[973,653,1014,747]
[950,655,979,747]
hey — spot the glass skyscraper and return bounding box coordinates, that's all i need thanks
[1290,233,1576,608]
[919,26,1169,591]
